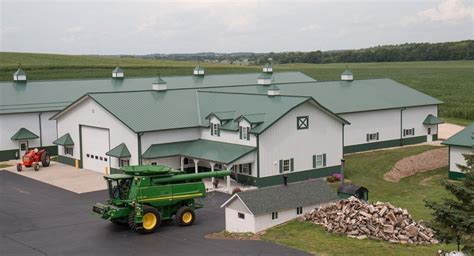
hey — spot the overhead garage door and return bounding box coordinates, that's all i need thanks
[82,126,110,173]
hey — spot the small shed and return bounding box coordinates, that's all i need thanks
[337,183,368,201]
[221,178,339,233]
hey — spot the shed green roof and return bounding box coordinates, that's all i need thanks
[53,133,74,146]
[442,123,474,148]
[0,72,313,115]
[142,139,256,164]
[423,114,444,125]
[106,143,131,158]
[222,179,339,215]
[11,128,39,140]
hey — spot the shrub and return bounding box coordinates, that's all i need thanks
[232,187,242,194]
[332,173,342,181]
[326,176,337,183]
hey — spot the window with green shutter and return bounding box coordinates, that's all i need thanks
[313,154,326,168]
[280,158,294,172]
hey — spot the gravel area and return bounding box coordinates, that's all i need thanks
[384,147,448,182]
[438,123,466,140]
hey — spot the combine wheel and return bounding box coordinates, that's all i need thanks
[41,152,50,167]
[33,163,40,171]
[129,206,161,234]
[176,206,195,227]
[16,163,22,172]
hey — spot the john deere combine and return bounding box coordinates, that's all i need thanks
[92,165,230,234]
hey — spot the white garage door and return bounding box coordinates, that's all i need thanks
[82,126,110,173]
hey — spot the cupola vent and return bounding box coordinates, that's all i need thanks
[13,68,27,82]
[193,65,205,76]
[341,70,353,81]
[152,76,167,91]
[258,73,272,85]
[112,67,124,78]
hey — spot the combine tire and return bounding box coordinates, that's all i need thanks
[41,152,50,167]
[129,206,161,234]
[33,163,40,171]
[16,163,22,172]
[176,206,195,227]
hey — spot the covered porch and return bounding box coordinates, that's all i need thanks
[142,139,257,193]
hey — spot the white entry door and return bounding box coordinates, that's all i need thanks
[19,141,28,157]
[81,126,110,173]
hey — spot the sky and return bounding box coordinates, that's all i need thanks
[0,0,473,55]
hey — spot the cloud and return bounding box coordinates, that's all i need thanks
[401,0,474,25]
[65,26,83,33]
[299,24,321,32]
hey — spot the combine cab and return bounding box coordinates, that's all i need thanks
[17,148,50,172]
[92,165,230,234]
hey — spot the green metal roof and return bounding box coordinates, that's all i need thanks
[106,143,131,158]
[442,123,474,148]
[223,179,339,215]
[142,139,256,164]
[208,78,443,114]
[235,113,266,124]
[0,72,313,115]
[258,73,273,79]
[11,128,39,140]
[14,68,26,76]
[423,114,444,125]
[53,133,74,146]
[205,111,236,121]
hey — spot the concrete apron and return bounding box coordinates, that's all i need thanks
[3,161,107,194]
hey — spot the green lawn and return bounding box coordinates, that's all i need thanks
[0,164,13,168]
[1,52,473,122]
[262,145,458,255]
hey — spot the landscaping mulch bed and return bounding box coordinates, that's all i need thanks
[205,231,262,241]
[384,147,448,182]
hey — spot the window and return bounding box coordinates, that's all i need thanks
[403,128,415,137]
[104,158,107,162]
[240,126,250,140]
[86,154,90,158]
[366,132,379,141]
[271,212,278,220]
[183,158,191,165]
[297,206,303,215]
[151,162,157,166]
[119,159,130,167]
[297,116,309,130]
[65,146,73,156]
[238,212,245,220]
[279,158,294,173]
[215,163,223,170]
[95,156,98,159]
[313,154,326,168]
[99,157,103,161]
[233,163,252,175]
[211,122,220,136]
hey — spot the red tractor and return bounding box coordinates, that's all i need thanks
[16,148,50,172]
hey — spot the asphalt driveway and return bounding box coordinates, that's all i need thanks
[0,170,309,256]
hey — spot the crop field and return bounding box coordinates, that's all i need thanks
[0,52,473,123]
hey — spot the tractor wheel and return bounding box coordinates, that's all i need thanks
[176,206,195,227]
[129,206,161,234]
[33,163,40,171]
[16,163,22,172]
[41,152,50,167]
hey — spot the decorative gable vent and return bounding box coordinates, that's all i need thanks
[112,67,124,78]
[267,84,280,96]
[263,63,273,73]
[152,76,167,91]
[341,70,353,81]
[13,68,27,82]
[258,73,272,85]
[193,65,205,76]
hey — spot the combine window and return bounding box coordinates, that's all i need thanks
[107,178,132,200]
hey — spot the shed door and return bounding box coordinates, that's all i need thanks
[81,126,109,173]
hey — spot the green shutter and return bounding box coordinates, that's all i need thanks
[312,155,316,168]
[366,134,369,141]
[217,124,220,136]
[376,132,379,140]
[412,128,415,135]
[279,160,283,173]
[239,126,242,139]
[323,154,326,167]
[246,128,250,141]
[211,125,214,136]
[249,163,252,175]
[290,158,294,172]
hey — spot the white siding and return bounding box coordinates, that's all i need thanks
[258,101,343,178]
[143,156,181,169]
[402,105,438,138]
[40,112,58,146]
[56,98,138,166]
[450,146,472,173]
[254,204,318,233]
[0,113,41,151]
[141,128,200,153]
[224,198,256,233]
[200,118,256,147]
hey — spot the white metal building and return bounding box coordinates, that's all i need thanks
[442,123,473,180]
[221,179,339,233]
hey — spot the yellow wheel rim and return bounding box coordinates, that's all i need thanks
[142,213,157,230]
[182,212,193,224]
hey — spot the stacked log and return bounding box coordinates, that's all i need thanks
[304,197,438,245]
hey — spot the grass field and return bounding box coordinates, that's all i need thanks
[262,145,458,255]
[0,52,473,123]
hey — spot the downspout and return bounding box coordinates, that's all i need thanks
[38,113,43,147]
[256,134,260,187]
[137,132,144,165]
[400,108,406,146]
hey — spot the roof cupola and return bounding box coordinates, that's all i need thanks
[341,69,353,81]
[13,67,27,82]
[112,66,124,79]
[152,76,167,91]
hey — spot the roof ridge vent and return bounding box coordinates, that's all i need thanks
[263,63,273,73]
[152,75,167,91]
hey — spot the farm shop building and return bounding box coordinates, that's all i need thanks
[51,89,348,187]
[0,68,314,161]
[442,123,474,180]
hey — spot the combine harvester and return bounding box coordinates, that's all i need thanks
[93,165,230,234]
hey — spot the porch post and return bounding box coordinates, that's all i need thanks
[209,162,215,184]
[180,156,184,171]
[226,164,233,194]
[193,159,199,174]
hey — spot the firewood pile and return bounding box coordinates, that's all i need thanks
[304,197,438,245]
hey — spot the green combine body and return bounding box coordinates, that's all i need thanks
[92,165,230,234]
